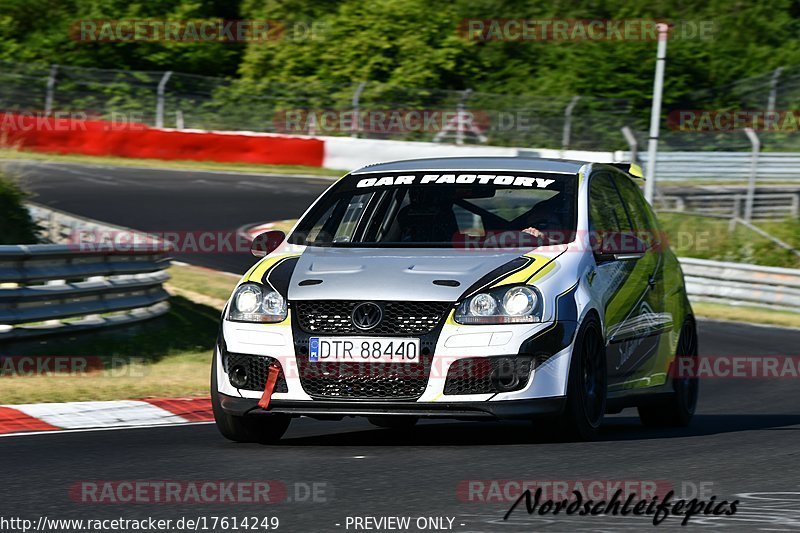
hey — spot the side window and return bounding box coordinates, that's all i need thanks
[588,173,632,233]
[612,174,659,245]
[333,193,372,242]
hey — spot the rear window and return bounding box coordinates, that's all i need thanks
[289,171,578,248]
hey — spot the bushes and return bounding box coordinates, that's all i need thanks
[0,174,38,244]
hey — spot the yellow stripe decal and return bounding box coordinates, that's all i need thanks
[241,253,301,285]
[490,254,552,287]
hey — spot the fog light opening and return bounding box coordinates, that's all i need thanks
[491,357,520,393]
[230,365,248,388]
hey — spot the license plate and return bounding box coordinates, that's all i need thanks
[309,337,420,363]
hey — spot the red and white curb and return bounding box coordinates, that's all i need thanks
[0,398,212,436]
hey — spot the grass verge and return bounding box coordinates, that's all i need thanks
[0,148,344,178]
[0,296,220,404]
[657,212,799,269]
[692,301,800,329]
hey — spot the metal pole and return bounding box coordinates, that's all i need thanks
[350,81,366,138]
[456,89,472,146]
[561,96,580,155]
[767,67,784,113]
[621,126,638,162]
[743,127,760,223]
[155,71,173,128]
[175,110,184,130]
[44,64,58,116]
[644,23,669,204]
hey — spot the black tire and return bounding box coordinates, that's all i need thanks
[211,354,291,444]
[367,416,418,429]
[555,314,607,441]
[638,318,699,427]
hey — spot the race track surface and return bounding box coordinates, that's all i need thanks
[2,160,799,531]
[5,160,331,274]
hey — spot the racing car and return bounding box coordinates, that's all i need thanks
[212,157,698,442]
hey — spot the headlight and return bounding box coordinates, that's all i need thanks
[227,283,287,323]
[455,285,541,324]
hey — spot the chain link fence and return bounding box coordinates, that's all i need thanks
[0,60,636,151]
[4,59,800,152]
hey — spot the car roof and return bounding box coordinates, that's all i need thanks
[350,156,586,174]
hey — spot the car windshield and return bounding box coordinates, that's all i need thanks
[289,171,578,248]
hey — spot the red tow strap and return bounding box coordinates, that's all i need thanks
[258,365,281,410]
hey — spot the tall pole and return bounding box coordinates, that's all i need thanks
[44,64,58,116]
[743,127,760,223]
[644,23,669,204]
[621,126,638,163]
[350,81,366,138]
[767,67,783,114]
[561,96,580,157]
[155,70,173,128]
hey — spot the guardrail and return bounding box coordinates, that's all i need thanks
[679,257,800,312]
[659,193,800,220]
[0,245,170,340]
[0,205,171,340]
[632,151,800,181]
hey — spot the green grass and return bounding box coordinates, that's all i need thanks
[167,263,238,304]
[657,212,800,269]
[692,301,800,329]
[0,148,344,178]
[0,296,219,404]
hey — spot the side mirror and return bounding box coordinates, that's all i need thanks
[251,230,285,257]
[594,231,648,262]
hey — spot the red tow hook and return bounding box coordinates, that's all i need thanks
[257,365,281,410]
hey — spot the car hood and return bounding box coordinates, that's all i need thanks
[286,246,564,302]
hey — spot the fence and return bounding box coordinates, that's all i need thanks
[0,204,171,340]
[680,257,800,312]
[0,60,634,151]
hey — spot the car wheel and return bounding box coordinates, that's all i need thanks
[211,352,291,444]
[556,314,607,441]
[368,416,419,429]
[638,318,699,427]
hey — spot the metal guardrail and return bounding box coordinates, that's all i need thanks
[0,205,171,339]
[635,151,800,181]
[659,193,800,219]
[680,257,800,312]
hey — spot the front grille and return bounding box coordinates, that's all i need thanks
[294,301,451,336]
[294,338,436,400]
[443,356,536,395]
[223,351,288,393]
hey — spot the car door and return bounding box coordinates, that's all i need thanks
[587,172,652,392]
[612,172,673,387]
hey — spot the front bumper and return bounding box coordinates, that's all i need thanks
[219,318,576,403]
[219,393,566,421]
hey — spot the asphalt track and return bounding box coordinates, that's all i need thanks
[4,159,332,274]
[2,160,800,531]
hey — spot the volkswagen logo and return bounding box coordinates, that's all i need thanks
[351,302,383,331]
